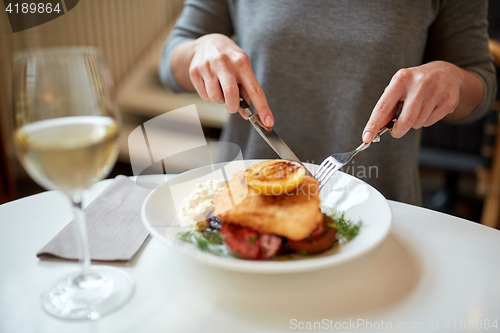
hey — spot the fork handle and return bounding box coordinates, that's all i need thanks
[370,113,401,144]
[383,113,400,130]
[382,102,403,130]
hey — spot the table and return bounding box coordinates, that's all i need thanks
[1,178,500,333]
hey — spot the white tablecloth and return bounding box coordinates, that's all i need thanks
[1,178,499,333]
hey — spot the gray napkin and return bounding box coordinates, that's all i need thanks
[37,175,152,262]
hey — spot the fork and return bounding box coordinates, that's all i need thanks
[315,115,399,188]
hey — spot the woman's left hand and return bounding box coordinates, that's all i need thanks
[362,60,483,143]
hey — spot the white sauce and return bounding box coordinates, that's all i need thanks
[179,179,227,227]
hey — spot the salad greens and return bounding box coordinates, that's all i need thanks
[178,208,363,257]
[178,228,224,256]
[324,209,363,242]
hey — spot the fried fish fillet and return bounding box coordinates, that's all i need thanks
[213,171,323,241]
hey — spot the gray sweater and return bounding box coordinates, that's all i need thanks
[160,0,496,205]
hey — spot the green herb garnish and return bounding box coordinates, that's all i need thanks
[247,236,258,244]
[325,210,363,242]
[178,228,225,256]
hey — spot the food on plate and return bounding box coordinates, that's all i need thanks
[220,223,282,259]
[244,159,306,195]
[213,170,323,241]
[178,179,227,227]
[178,160,362,260]
[287,216,338,255]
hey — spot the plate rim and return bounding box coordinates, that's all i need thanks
[140,159,392,274]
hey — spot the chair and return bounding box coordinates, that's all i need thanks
[479,39,500,228]
[0,126,16,204]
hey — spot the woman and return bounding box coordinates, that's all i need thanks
[159,1,496,205]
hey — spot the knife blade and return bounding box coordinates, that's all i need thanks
[239,96,313,176]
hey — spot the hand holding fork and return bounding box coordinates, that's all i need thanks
[314,112,400,188]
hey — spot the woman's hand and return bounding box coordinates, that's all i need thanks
[176,33,274,127]
[362,61,484,143]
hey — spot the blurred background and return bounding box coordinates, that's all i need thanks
[0,1,499,228]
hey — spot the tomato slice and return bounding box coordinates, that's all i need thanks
[221,223,282,259]
[221,223,260,259]
[258,233,282,259]
[221,216,336,259]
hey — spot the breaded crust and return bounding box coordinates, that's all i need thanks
[213,171,323,241]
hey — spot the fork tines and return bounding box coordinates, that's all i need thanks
[314,157,342,187]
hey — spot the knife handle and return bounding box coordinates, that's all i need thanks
[239,95,254,117]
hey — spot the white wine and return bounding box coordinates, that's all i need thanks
[13,116,119,194]
[13,48,135,320]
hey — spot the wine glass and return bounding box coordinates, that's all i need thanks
[11,47,134,320]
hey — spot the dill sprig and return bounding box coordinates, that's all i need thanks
[178,228,224,256]
[325,210,363,242]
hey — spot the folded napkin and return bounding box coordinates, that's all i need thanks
[37,175,152,262]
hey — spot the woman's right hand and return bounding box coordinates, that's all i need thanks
[187,34,274,127]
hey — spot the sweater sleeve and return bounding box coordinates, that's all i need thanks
[159,0,234,93]
[424,0,497,124]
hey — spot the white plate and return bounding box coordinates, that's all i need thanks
[141,159,392,274]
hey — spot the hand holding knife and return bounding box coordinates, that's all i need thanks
[239,95,313,176]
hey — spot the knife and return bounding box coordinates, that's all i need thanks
[239,96,313,176]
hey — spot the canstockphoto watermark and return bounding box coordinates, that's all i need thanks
[342,163,379,180]
[290,318,500,330]
[4,0,80,33]
[128,104,249,226]
[303,160,379,180]
[290,319,424,330]
[249,181,320,197]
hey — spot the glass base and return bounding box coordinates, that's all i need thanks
[41,266,135,320]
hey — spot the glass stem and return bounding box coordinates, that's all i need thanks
[71,194,91,275]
